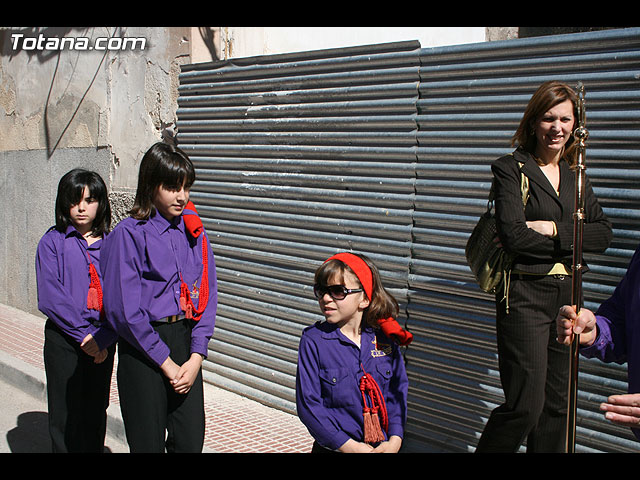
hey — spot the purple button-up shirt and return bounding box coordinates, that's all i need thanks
[35,225,117,350]
[581,244,640,440]
[296,321,409,450]
[100,209,217,367]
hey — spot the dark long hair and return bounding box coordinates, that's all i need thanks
[512,80,580,166]
[314,253,399,329]
[130,142,196,220]
[55,169,111,236]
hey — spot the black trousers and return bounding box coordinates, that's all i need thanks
[43,319,115,453]
[116,319,205,453]
[476,274,572,453]
[311,441,339,453]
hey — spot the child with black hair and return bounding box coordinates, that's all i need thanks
[100,142,217,453]
[35,169,117,452]
[296,252,411,453]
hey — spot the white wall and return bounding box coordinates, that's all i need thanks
[220,27,487,59]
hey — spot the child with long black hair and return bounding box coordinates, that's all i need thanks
[35,169,117,452]
[100,142,217,453]
[296,252,411,453]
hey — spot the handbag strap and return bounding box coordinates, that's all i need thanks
[488,158,529,212]
[490,157,529,314]
[519,162,529,207]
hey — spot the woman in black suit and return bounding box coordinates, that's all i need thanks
[476,81,613,452]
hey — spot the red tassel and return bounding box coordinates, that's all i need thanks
[87,287,100,310]
[179,284,193,319]
[363,411,384,444]
[86,260,104,317]
[180,286,188,311]
[370,411,385,443]
[359,369,389,445]
[363,408,385,444]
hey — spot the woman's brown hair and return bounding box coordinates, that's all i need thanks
[512,80,580,166]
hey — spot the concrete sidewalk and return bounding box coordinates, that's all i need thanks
[0,303,313,453]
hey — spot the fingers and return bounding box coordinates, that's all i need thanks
[556,305,577,345]
[93,350,108,364]
[525,220,554,236]
[556,305,597,346]
[80,333,93,347]
[172,382,191,394]
[171,377,191,394]
[170,365,195,394]
[161,357,201,394]
[572,310,589,335]
[601,400,640,428]
[80,335,100,357]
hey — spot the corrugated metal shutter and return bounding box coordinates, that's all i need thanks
[408,27,640,452]
[176,28,640,452]
[176,41,422,412]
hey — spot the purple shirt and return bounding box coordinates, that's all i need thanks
[100,209,217,367]
[35,225,117,350]
[296,321,409,450]
[581,244,640,440]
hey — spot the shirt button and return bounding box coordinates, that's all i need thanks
[332,377,337,384]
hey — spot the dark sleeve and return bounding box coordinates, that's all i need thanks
[492,158,561,260]
[554,176,612,254]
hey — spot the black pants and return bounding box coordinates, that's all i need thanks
[43,319,115,453]
[116,319,205,453]
[311,441,339,453]
[476,274,572,453]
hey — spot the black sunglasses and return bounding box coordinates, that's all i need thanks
[313,284,363,301]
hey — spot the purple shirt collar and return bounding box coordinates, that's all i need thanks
[148,209,185,235]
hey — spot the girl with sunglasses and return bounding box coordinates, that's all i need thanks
[296,252,412,453]
[100,142,217,452]
[36,169,117,452]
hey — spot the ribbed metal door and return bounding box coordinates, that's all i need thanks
[176,28,640,452]
[408,28,640,452]
[176,41,422,412]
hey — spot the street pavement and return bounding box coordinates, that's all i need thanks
[0,303,315,454]
[0,376,129,453]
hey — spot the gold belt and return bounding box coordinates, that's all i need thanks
[159,314,186,323]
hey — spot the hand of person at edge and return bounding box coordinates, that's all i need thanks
[600,394,640,429]
[556,305,597,347]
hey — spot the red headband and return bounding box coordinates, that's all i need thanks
[325,252,372,300]
[323,252,414,346]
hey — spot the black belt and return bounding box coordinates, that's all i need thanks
[514,273,569,281]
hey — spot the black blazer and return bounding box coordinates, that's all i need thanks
[492,147,613,275]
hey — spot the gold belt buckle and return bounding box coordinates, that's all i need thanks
[167,314,179,323]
